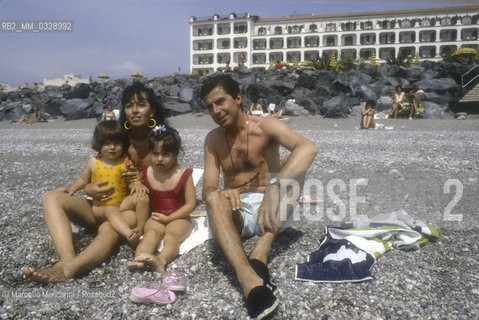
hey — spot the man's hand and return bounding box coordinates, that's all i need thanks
[221,188,244,211]
[84,180,115,202]
[257,184,281,234]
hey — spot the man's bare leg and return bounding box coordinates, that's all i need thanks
[205,190,263,297]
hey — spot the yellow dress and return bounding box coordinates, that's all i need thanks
[91,157,127,207]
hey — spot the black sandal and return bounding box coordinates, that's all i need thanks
[249,259,277,293]
[246,285,279,320]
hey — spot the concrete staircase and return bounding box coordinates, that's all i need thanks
[455,64,479,111]
[458,83,479,105]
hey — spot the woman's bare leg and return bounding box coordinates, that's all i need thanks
[23,192,138,283]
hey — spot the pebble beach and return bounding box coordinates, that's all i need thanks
[1,113,478,319]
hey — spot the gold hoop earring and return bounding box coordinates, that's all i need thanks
[147,117,156,128]
[124,120,131,130]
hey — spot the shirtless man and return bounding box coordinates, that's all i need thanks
[201,74,317,319]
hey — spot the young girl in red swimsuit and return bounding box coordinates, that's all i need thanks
[127,125,196,273]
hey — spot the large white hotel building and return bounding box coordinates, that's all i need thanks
[189,5,479,73]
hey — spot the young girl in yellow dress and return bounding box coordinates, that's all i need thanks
[60,120,150,246]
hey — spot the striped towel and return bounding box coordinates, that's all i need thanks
[295,210,439,283]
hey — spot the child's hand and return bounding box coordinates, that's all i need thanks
[151,212,169,224]
[130,181,149,198]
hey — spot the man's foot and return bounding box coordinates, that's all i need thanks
[248,259,277,293]
[246,285,279,320]
[134,253,166,273]
[22,264,68,284]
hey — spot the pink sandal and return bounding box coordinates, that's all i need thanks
[129,282,176,305]
[162,271,186,291]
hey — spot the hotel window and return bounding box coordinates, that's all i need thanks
[288,25,302,34]
[325,23,336,32]
[305,36,319,47]
[305,50,319,61]
[309,24,318,32]
[399,31,415,43]
[420,18,434,27]
[194,40,213,51]
[253,39,267,50]
[341,22,356,31]
[195,26,213,36]
[252,53,266,64]
[234,23,247,34]
[360,21,373,30]
[322,50,338,59]
[324,35,337,46]
[360,48,374,60]
[287,51,301,63]
[419,46,436,58]
[379,32,395,44]
[274,26,283,35]
[270,38,284,49]
[380,20,396,29]
[440,30,457,42]
[341,49,356,59]
[234,38,247,49]
[360,33,376,45]
[269,52,284,62]
[400,19,415,28]
[217,39,230,49]
[462,16,473,25]
[217,53,231,64]
[399,47,415,58]
[379,47,395,59]
[440,17,457,26]
[287,37,301,48]
[194,54,213,65]
[419,30,436,42]
[342,35,356,46]
[440,45,457,56]
[233,52,247,63]
[217,23,230,35]
[258,27,267,35]
[461,28,478,41]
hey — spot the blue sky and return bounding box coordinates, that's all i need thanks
[0,0,474,86]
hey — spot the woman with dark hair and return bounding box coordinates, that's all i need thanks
[23,81,169,283]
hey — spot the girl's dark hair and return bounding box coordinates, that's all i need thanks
[119,81,168,129]
[148,126,182,155]
[366,99,376,109]
[92,120,130,154]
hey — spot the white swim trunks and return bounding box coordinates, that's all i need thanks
[239,192,293,238]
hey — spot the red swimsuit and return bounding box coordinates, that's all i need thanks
[141,166,193,215]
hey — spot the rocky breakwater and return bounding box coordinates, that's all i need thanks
[0,59,473,122]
